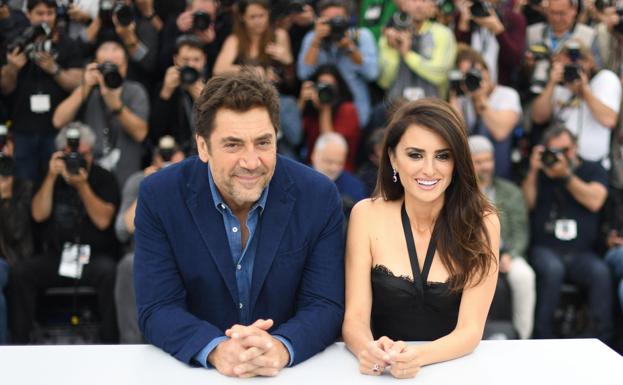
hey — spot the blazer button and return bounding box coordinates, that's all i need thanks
[239,303,244,309]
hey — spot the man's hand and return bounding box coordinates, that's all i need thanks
[62,168,89,190]
[68,4,92,23]
[98,75,124,111]
[542,151,571,179]
[48,151,67,178]
[34,52,59,76]
[113,16,139,48]
[176,10,193,32]
[313,18,331,45]
[548,61,564,86]
[529,145,545,172]
[160,66,181,99]
[220,319,290,378]
[383,27,402,50]
[6,47,28,72]
[397,30,413,56]
[84,62,101,88]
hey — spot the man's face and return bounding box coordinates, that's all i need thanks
[28,4,56,27]
[403,0,431,23]
[320,6,347,19]
[96,43,128,77]
[546,132,577,163]
[191,0,218,13]
[546,0,577,34]
[471,151,495,188]
[312,141,347,181]
[174,46,207,73]
[196,107,277,211]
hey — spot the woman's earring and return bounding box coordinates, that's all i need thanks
[392,168,398,183]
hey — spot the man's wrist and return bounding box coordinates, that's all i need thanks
[111,103,125,115]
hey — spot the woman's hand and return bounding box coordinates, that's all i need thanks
[386,341,423,379]
[357,337,395,376]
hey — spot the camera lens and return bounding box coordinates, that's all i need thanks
[114,4,134,27]
[316,82,337,105]
[179,66,200,85]
[98,62,123,89]
[464,69,482,92]
[193,11,212,31]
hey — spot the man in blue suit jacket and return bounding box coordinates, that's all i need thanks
[134,70,345,377]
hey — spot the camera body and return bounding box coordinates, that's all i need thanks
[114,3,134,26]
[528,44,551,94]
[8,23,55,61]
[316,82,337,105]
[325,16,350,42]
[449,68,483,95]
[98,62,123,89]
[386,11,412,31]
[470,0,492,17]
[541,148,563,168]
[62,127,87,176]
[179,65,200,85]
[437,0,456,14]
[562,42,582,84]
[193,11,212,31]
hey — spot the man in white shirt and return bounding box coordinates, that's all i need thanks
[532,39,621,168]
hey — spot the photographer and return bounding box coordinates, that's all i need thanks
[455,0,526,87]
[0,1,29,54]
[0,0,83,183]
[297,0,379,127]
[150,35,205,153]
[0,126,34,344]
[378,0,456,101]
[594,2,623,76]
[114,135,184,344]
[522,0,597,96]
[449,44,522,178]
[531,40,621,165]
[53,40,149,187]
[299,64,360,171]
[83,0,159,87]
[158,0,229,78]
[10,122,120,343]
[521,125,613,343]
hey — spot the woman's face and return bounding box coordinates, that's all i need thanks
[243,3,270,36]
[390,124,455,205]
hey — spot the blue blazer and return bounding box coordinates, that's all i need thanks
[134,155,345,366]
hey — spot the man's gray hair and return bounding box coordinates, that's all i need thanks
[55,121,97,150]
[314,132,348,154]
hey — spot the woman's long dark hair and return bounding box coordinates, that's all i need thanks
[373,98,497,292]
[234,0,275,66]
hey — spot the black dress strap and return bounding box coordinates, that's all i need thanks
[401,202,437,292]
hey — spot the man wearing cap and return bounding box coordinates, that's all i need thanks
[469,135,536,339]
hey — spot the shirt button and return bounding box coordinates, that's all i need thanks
[239,303,244,309]
[232,227,238,233]
[236,264,242,271]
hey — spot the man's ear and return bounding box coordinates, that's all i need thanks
[196,134,210,163]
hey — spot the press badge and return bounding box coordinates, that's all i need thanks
[554,219,577,241]
[59,243,91,279]
[403,87,424,101]
[30,94,51,113]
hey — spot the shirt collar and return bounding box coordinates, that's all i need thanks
[207,164,269,214]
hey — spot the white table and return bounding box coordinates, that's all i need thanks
[0,339,621,385]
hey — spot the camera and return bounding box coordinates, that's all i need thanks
[0,124,13,177]
[614,7,623,34]
[325,16,350,42]
[97,62,123,89]
[114,3,134,27]
[470,0,492,17]
[386,11,412,31]
[595,0,614,11]
[179,65,200,85]
[541,148,563,168]
[8,23,55,61]
[157,135,177,167]
[528,44,551,94]
[316,82,337,105]
[62,126,87,175]
[448,68,482,95]
[563,63,581,83]
[99,0,116,25]
[193,11,212,31]
[274,0,307,17]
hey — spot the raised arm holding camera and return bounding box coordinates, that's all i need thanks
[520,125,613,343]
[0,0,83,183]
[377,0,456,102]
[297,0,379,127]
[531,40,621,165]
[9,122,120,344]
[150,35,206,153]
[53,40,149,186]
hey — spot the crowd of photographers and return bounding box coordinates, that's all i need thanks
[0,0,622,350]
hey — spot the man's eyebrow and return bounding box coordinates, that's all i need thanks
[219,137,244,144]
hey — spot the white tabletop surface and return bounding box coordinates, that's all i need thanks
[0,339,621,385]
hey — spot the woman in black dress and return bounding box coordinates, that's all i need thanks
[342,98,500,379]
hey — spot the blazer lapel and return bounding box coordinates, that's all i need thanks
[249,159,295,312]
[184,158,239,304]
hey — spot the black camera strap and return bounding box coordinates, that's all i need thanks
[95,88,119,155]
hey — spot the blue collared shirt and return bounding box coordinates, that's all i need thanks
[194,166,294,367]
